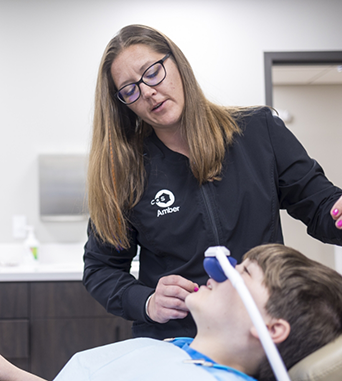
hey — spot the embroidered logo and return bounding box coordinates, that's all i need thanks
[151,189,180,217]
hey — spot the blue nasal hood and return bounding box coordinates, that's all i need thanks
[203,255,237,282]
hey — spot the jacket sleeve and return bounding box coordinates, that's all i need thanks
[265,109,342,245]
[82,220,154,322]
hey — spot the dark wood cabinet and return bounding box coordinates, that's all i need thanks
[0,282,29,318]
[0,281,132,380]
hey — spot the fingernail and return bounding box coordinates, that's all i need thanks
[194,287,199,292]
[337,220,342,228]
[333,209,339,216]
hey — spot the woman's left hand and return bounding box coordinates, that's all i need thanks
[331,196,342,229]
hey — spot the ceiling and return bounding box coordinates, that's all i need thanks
[272,65,342,85]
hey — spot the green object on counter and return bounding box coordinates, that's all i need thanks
[30,247,38,260]
[25,226,39,261]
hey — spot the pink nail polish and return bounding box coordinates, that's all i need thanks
[194,287,199,292]
[337,220,342,228]
[333,209,339,216]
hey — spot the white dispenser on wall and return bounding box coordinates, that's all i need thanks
[24,226,39,261]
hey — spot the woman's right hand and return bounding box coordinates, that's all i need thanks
[147,275,199,324]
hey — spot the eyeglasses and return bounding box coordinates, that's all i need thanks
[115,53,171,105]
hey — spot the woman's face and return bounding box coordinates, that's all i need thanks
[111,44,185,132]
[186,259,270,335]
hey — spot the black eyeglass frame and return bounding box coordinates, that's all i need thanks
[115,53,171,105]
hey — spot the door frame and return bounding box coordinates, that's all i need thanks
[264,51,342,106]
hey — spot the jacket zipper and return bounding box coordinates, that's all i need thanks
[200,185,220,245]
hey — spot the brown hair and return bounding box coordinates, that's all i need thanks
[244,244,342,380]
[88,24,244,248]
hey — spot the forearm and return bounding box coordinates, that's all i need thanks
[267,111,342,244]
[0,355,46,381]
[83,220,151,320]
[83,259,154,321]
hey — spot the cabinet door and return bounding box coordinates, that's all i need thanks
[0,319,29,357]
[0,319,30,372]
[0,282,28,318]
[30,281,132,380]
[31,317,132,380]
[0,283,30,372]
[30,281,114,318]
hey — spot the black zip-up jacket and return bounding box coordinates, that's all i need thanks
[83,108,342,339]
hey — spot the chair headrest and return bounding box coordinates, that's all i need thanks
[289,335,342,381]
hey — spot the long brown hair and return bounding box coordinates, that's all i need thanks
[244,244,342,380]
[88,24,243,248]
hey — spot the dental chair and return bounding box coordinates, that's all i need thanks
[288,335,342,381]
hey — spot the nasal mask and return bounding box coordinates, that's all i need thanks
[203,248,237,282]
[203,246,291,381]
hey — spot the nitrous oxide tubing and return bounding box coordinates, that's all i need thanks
[204,246,291,381]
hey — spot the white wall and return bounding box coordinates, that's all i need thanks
[1,0,342,244]
[273,84,342,269]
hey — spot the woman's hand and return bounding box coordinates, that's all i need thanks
[331,196,342,229]
[147,275,199,324]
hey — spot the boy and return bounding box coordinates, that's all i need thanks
[1,244,342,380]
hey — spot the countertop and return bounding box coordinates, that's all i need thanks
[0,262,84,282]
[0,243,139,282]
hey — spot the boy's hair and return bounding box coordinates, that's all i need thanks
[244,244,342,381]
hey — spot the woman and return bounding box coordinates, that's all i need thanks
[83,24,342,339]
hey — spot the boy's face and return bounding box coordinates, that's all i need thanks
[186,259,270,335]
